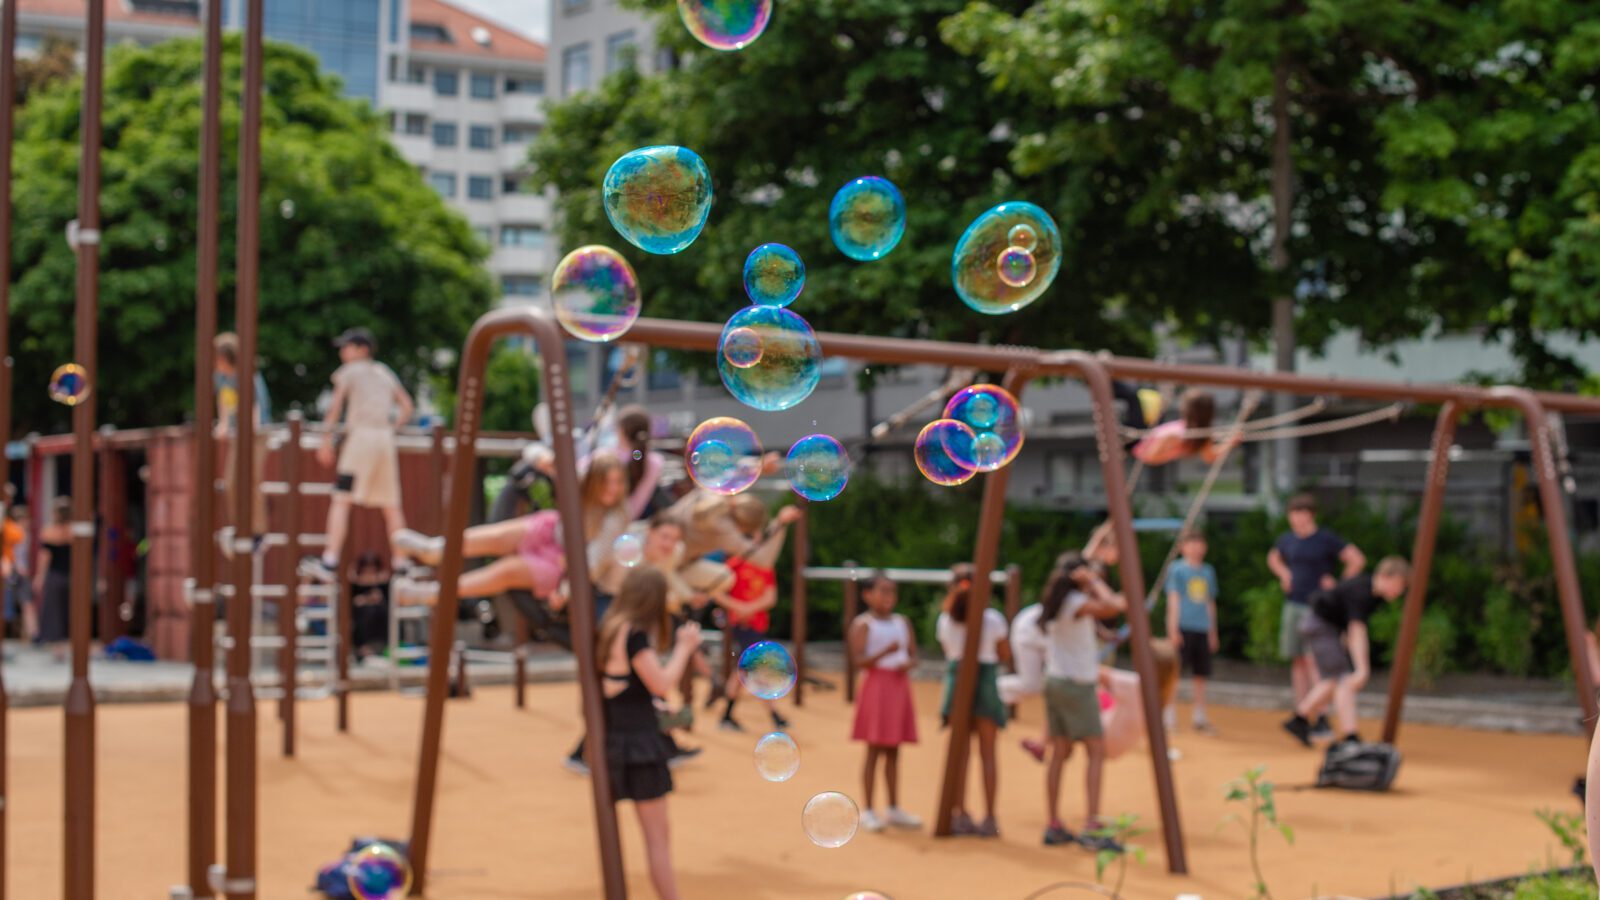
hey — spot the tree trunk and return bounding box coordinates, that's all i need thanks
[1269,57,1296,502]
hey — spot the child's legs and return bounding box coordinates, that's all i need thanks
[1045,737,1072,824]
[1297,676,1337,719]
[1081,737,1105,825]
[975,717,999,820]
[1193,676,1208,713]
[1290,654,1314,706]
[324,492,353,561]
[1332,676,1360,736]
[380,503,407,562]
[462,519,532,558]
[884,746,900,808]
[861,746,881,810]
[457,556,533,600]
[634,798,679,900]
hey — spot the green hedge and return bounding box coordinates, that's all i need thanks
[771,473,1600,684]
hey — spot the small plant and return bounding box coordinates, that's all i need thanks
[1533,808,1587,870]
[1088,814,1147,899]
[1223,766,1294,900]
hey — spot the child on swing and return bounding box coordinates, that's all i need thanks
[1129,389,1239,466]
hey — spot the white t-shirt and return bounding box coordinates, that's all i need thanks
[333,359,403,429]
[1043,591,1100,682]
[936,608,1009,664]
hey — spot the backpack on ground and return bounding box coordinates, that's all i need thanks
[1316,739,1402,792]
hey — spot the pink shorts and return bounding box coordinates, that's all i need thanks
[516,511,565,597]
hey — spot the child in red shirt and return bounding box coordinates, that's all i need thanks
[715,496,801,733]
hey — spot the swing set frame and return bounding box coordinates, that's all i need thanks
[405,307,1600,897]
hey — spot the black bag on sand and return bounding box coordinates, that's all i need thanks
[1316,740,1402,791]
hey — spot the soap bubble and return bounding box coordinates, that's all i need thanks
[952,201,1062,314]
[677,0,773,51]
[721,325,764,369]
[603,145,713,255]
[686,417,763,495]
[942,385,1023,472]
[754,731,800,782]
[785,434,850,502]
[829,176,905,261]
[717,305,821,411]
[613,532,643,568]
[845,894,893,900]
[550,246,640,342]
[996,246,1036,288]
[914,419,978,487]
[802,791,860,848]
[744,243,806,308]
[346,843,412,900]
[738,640,796,700]
[48,363,90,407]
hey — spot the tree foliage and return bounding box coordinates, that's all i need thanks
[943,0,1600,385]
[10,36,493,435]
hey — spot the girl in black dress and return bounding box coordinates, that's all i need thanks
[596,567,702,900]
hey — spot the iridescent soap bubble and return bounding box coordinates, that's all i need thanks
[346,843,412,900]
[952,201,1062,314]
[914,419,978,487]
[754,731,800,782]
[996,246,1036,288]
[738,640,796,700]
[743,243,806,308]
[829,176,906,261]
[846,894,893,900]
[603,145,713,255]
[677,0,773,51]
[613,532,643,568]
[48,363,90,407]
[721,325,764,369]
[550,246,640,342]
[686,417,763,495]
[785,434,850,502]
[802,791,860,848]
[717,305,821,411]
[943,385,1023,472]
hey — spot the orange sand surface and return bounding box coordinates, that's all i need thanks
[6,680,1586,898]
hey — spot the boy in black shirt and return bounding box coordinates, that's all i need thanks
[1283,557,1410,747]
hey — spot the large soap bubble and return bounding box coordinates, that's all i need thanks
[803,792,860,848]
[744,242,806,308]
[914,419,978,487]
[677,0,773,51]
[717,305,821,412]
[951,201,1062,314]
[686,417,763,495]
[550,246,640,342]
[829,176,905,261]
[603,146,713,255]
[786,434,850,502]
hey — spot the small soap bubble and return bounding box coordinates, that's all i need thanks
[686,417,763,495]
[829,176,905,261]
[550,246,641,342]
[613,532,643,568]
[603,146,713,255]
[48,363,90,407]
[996,246,1037,288]
[717,305,821,411]
[845,894,894,900]
[803,791,860,848]
[1006,223,1037,251]
[914,419,978,487]
[942,385,1023,472]
[346,843,412,900]
[677,0,773,51]
[754,731,800,782]
[721,325,764,369]
[785,434,850,502]
[738,640,796,700]
[744,243,806,308]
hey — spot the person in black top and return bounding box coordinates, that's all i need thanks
[596,566,702,900]
[1283,557,1410,747]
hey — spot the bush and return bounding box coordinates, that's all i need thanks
[1476,584,1535,677]
[1239,583,1284,664]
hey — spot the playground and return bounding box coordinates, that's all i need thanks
[5,679,1583,899]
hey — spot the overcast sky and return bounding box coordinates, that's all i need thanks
[453,0,551,43]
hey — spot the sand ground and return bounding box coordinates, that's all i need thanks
[6,679,1587,899]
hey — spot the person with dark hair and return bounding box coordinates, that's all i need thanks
[1283,557,1410,747]
[347,552,392,658]
[1130,389,1235,466]
[849,570,923,833]
[527,404,666,521]
[1268,492,1366,735]
[1036,552,1126,850]
[935,562,1011,837]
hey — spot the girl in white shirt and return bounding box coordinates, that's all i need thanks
[848,571,923,833]
[935,563,1013,837]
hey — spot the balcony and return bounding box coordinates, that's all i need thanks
[499,91,546,124]
[496,191,551,223]
[390,132,433,167]
[381,80,434,113]
[500,142,532,172]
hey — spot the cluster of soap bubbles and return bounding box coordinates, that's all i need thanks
[952,201,1062,315]
[913,385,1023,487]
[685,417,764,495]
[345,843,411,900]
[48,363,89,407]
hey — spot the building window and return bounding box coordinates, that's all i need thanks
[431,121,458,147]
[502,124,541,144]
[468,124,495,149]
[505,76,544,95]
[470,72,497,99]
[500,225,546,249]
[402,113,427,135]
[428,172,457,198]
[561,44,591,97]
[606,31,637,76]
[404,62,427,84]
[655,46,679,72]
[433,69,459,96]
[501,275,544,298]
[502,174,524,195]
[467,175,495,200]
[410,22,452,44]
[562,0,590,14]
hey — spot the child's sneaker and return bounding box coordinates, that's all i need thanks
[562,755,590,777]
[859,810,886,833]
[1310,714,1334,741]
[297,555,337,584]
[977,818,1000,838]
[1042,823,1076,846]
[1282,714,1312,748]
[1020,738,1046,762]
[950,812,979,836]
[392,529,444,566]
[1193,714,1217,735]
[1078,830,1125,854]
[885,807,922,829]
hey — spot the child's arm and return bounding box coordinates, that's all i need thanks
[1346,621,1371,687]
[1165,589,1182,643]
[747,585,777,614]
[847,616,869,668]
[633,624,704,697]
[1207,579,1220,651]
[390,377,415,427]
[900,616,919,672]
[745,506,802,569]
[317,381,349,468]
[1266,546,1291,593]
[1075,571,1127,619]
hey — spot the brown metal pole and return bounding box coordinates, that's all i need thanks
[842,563,859,704]
[791,499,809,707]
[282,414,302,756]
[224,0,265,894]
[64,2,106,895]
[96,433,118,644]
[408,308,624,897]
[934,371,1030,837]
[1077,357,1186,873]
[1380,402,1459,744]
[513,615,528,710]
[0,0,16,893]
[1491,387,1599,732]
[186,0,223,890]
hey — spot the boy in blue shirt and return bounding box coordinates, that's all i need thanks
[1166,530,1219,733]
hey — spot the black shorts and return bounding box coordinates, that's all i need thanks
[1178,629,1213,678]
[1300,613,1352,679]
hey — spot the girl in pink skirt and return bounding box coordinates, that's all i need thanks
[849,570,923,833]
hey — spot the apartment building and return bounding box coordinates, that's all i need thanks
[546,0,667,100]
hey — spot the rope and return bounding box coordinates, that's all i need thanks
[868,367,977,441]
[1117,395,1326,441]
[1231,402,1405,442]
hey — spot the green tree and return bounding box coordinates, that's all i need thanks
[9,35,493,435]
[943,0,1600,386]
